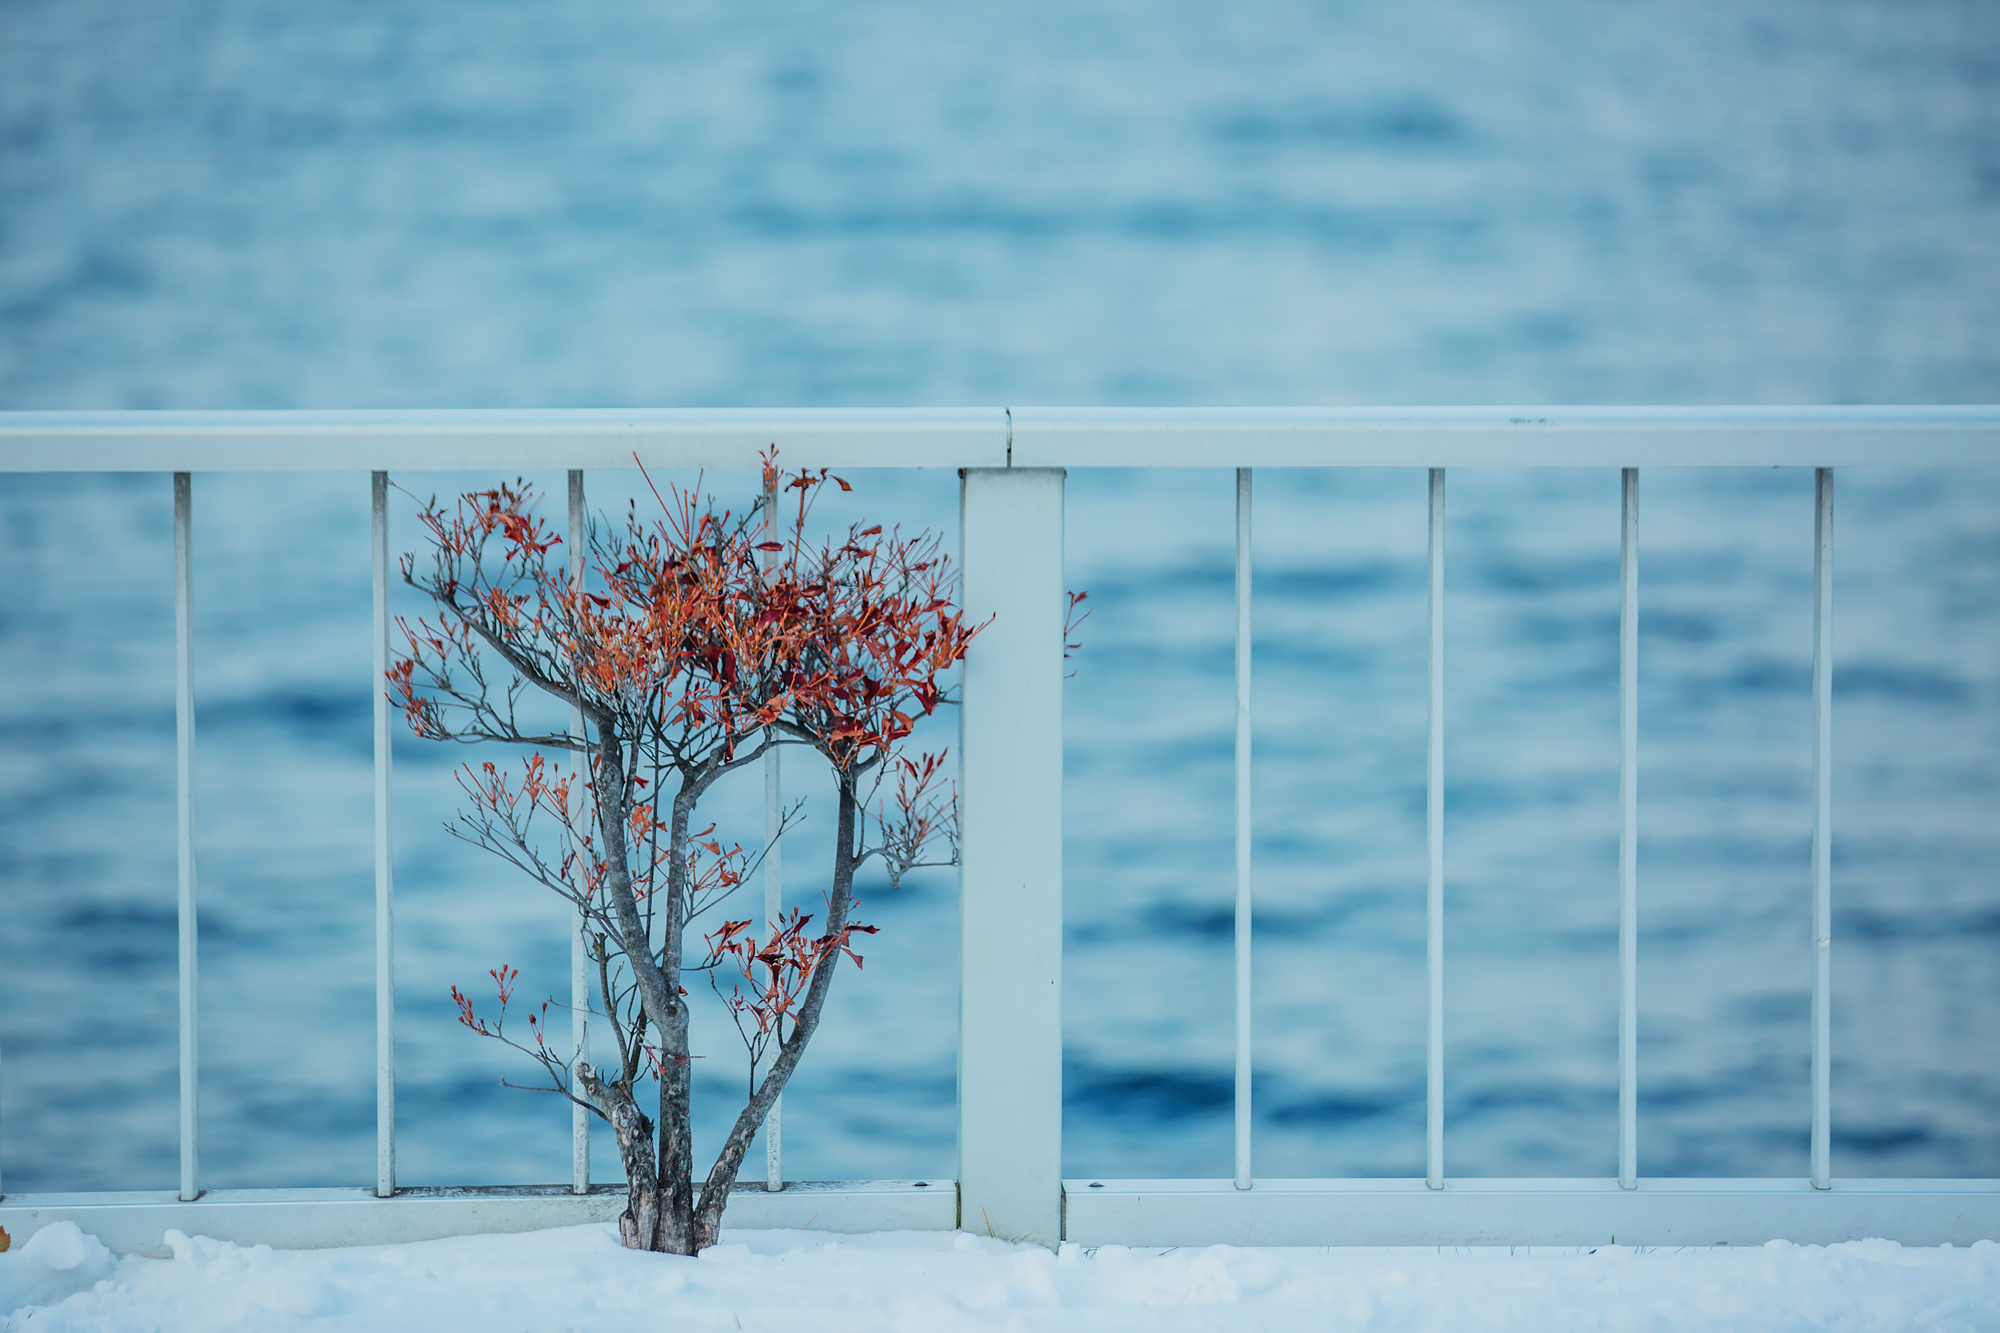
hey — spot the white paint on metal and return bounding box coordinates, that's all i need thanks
[958,468,1066,1247]
[372,472,396,1199]
[762,472,784,1194]
[567,470,590,1196]
[5,406,2000,472]
[1061,1177,2000,1249]
[174,472,200,1203]
[0,1181,955,1256]
[0,408,1010,472]
[10,413,1995,1251]
[1234,468,1253,1192]
[764,740,784,1193]
[1619,468,1639,1191]
[1812,468,1834,1190]
[1426,468,1445,1191]
[1008,406,2000,468]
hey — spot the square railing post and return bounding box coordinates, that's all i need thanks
[957,467,1066,1246]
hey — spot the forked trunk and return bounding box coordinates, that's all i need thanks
[685,783,864,1250]
[656,1038,697,1254]
[579,1067,671,1252]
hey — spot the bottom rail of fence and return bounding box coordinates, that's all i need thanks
[0,1180,954,1255]
[1061,1177,2000,1249]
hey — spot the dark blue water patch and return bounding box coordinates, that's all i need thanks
[1163,901,1329,942]
[1722,657,1812,694]
[1070,891,1401,947]
[1728,991,1809,1026]
[798,1069,954,1103]
[1641,765,1803,803]
[1070,828,1228,868]
[198,688,373,750]
[719,194,1480,252]
[1652,1124,1810,1178]
[1505,609,1621,649]
[1640,610,1726,645]
[1086,733,1235,774]
[0,1009,175,1060]
[1452,1081,1615,1117]
[1066,1064,1232,1119]
[195,907,316,953]
[1834,662,1970,706]
[50,901,177,971]
[395,736,495,771]
[0,708,173,746]
[0,762,174,822]
[1548,923,1619,953]
[1250,641,1384,676]
[1207,96,1472,152]
[1839,1124,1935,1155]
[1837,907,2000,942]
[1641,550,1756,589]
[1442,779,1570,819]
[1503,660,1621,702]
[1640,833,1811,873]
[1257,563,1419,602]
[1083,566,1235,601]
[1266,1084,1421,1127]
[1469,553,1615,597]
[1140,901,1233,940]
[1081,641,1237,681]
[1067,904,1221,947]
[0,848,137,898]
[0,249,154,329]
[1827,833,2000,870]
[206,1079,374,1140]
[1249,831,1347,865]
[399,1069,567,1118]
[1639,1081,1728,1111]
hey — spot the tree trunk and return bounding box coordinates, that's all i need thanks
[577,1067,662,1251]
[656,1003,697,1254]
[688,781,863,1249]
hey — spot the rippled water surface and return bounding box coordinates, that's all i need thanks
[2,0,1997,1191]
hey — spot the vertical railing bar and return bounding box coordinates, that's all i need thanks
[372,471,396,1198]
[1233,467,1253,1191]
[175,471,200,1203]
[763,735,784,1192]
[1426,467,1445,1191]
[1811,467,1834,1190]
[568,471,590,1195]
[1619,468,1639,1190]
[763,473,784,1193]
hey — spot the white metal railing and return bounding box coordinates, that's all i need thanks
[2,406,1998,1255]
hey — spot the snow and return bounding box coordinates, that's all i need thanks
[4,1221,1997,1332]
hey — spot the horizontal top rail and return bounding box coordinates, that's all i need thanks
[3,406,2000,471]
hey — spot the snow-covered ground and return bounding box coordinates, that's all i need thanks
[3,1222,1996,1331]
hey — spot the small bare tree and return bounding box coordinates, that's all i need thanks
[391,453,978,1253]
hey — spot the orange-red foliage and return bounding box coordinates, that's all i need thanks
[391,451,981,776]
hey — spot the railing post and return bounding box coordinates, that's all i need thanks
[958,467,1065,1246]
[175,471,200,1203]
[372,471,396,1198]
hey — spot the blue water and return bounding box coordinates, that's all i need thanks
[2,0,1998,1192]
